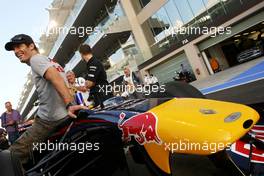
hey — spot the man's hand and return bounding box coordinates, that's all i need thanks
[67,105,89,118]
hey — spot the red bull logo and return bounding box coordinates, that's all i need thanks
[118,112,162,145]
[230,125,264,163]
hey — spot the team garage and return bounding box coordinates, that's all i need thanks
[145,11,264,85]
[199,12,264,74]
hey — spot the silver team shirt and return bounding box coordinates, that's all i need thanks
[30,54,68,121]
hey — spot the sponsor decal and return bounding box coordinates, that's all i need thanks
[230,125,264,163]
[88,74,95,77]
[89,66,97,69]
[118,112,162,145]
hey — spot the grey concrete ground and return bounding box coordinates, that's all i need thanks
[191,57,264,104]
[191,56,264,90]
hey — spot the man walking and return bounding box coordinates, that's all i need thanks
[0,101,21,144]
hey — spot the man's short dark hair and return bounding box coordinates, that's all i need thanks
[79,44,92,55]
[5,101,11,105]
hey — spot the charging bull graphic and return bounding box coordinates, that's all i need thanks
[118,112,162,145]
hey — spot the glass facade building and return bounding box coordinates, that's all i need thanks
[143,0,255,61]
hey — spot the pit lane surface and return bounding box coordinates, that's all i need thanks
[194,57,264,104]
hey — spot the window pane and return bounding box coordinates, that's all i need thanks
[173,0,195,24]
[139,0,152,8]
[189,0,207,17]
[164,0,184,28]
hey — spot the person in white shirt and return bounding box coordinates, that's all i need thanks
[144,74,151,86]
[122,66,141,99]
[149,74,159,86]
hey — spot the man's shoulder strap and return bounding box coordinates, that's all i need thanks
[1,112,7,124]
[1,112,7,118]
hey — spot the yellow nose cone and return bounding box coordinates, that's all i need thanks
[143,98,259,174]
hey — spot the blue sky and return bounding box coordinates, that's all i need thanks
[0,0,53,113]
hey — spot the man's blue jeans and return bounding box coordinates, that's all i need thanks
[8,131,19,144]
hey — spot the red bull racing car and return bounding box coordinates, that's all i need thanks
[0,82,263,176]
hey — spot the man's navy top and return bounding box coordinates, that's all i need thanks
[85,57,108,92]
[85,57,111,106]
